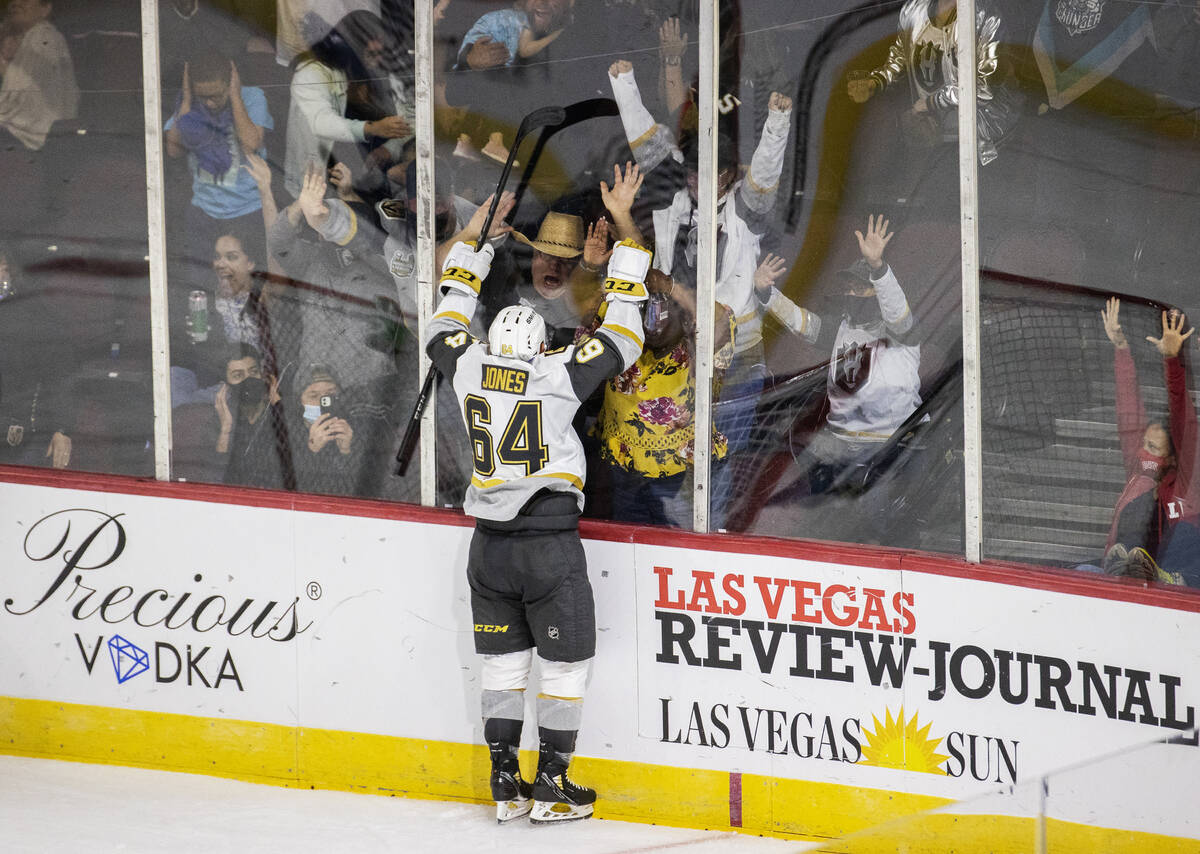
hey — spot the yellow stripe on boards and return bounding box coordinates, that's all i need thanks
[741,771,948,841]
[0,696,300,784]
[1,696,1196,852]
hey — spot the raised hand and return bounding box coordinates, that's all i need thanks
[754,253,788,292]
[463,191,516,243]
[847,73,876,104]
[855,214,893,270]
[600,161,643,216]
[768,91,792,113]
[1101,296,1127,349]
[241,151,271,189]
[1147,309,1194,358]
[659,17,686,61]
[609,59,633,78]
[229,60,241,94]
[466,35,510,70]
[583,217,613,268]
[298,161,330,225]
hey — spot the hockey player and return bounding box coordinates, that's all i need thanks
[425,236,651,823]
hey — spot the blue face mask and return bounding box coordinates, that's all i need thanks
[302,403,322,423]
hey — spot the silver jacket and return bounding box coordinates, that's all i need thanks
[869,0,1018,164]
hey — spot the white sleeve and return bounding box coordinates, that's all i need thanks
[608,68,677,170]
[427,291,479,341]
[595,299,646,372]
[871,265,913,335]
[764,288,821,345]
[742,107,791,215]
[291,63,367,143]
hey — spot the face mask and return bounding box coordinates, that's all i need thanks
[644,295,671,335]
[235,377,267,409]
[302,403,322,423]
[1137,449,1168,480]
[841,293,879,327]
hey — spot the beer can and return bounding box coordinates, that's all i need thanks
[188,290,208,343]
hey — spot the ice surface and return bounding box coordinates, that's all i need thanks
[0,755,808,853]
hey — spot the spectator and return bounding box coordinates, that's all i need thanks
[758,216,923,542]
[170,227,273,406]
[283,10,411,198]
[0,246,72,469]
[486,211,588,349]
[455,0,570,70]
[607,59,792,527]
[214,344,292,489]
[847,0,1017,166]
[212,232,268,347]
[378,158,516,329]
[165,52,274,293]
[289,362,361,495]
[0,0,77,151]
[275,1,378,67]
[268,161,399,396]
[1099,300,1197,585]
[158,0,267,94]
[595,269,733,528]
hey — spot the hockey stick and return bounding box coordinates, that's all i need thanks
[394,104,568,476]
[509,98,618,216]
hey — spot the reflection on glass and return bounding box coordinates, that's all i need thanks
[978,0,1200,587]
[686,3,967,550]
[434,0,701,521]
[980,281,1199,588]
[0,1,151,478]
[161,2,422,500]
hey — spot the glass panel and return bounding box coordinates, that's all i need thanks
[978,2,1200,586]
[164,1,421,500]
[0,2,152,476]
[435,0,699,524]
[708,2,964,551]
[809,726,1200,851]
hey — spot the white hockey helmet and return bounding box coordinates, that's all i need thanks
[488,305,547,361]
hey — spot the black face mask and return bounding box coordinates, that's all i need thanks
[841,293,880,328]
[234,377,267,411]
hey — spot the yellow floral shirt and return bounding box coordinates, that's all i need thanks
[596,342,728,479]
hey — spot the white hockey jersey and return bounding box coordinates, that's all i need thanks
[427,291,644,521]
[826,320,921,440]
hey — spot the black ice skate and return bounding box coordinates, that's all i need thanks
[489,742,533,823]
[530,745,596,824]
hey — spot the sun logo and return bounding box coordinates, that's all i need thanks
[859,707,949,775]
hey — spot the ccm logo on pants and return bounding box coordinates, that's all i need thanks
[475,624,509,633]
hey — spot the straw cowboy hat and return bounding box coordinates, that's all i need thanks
[512,212,585,259]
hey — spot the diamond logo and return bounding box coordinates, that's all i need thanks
[107,634,149,683]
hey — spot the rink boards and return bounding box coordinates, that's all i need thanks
[1,471,1198,851]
